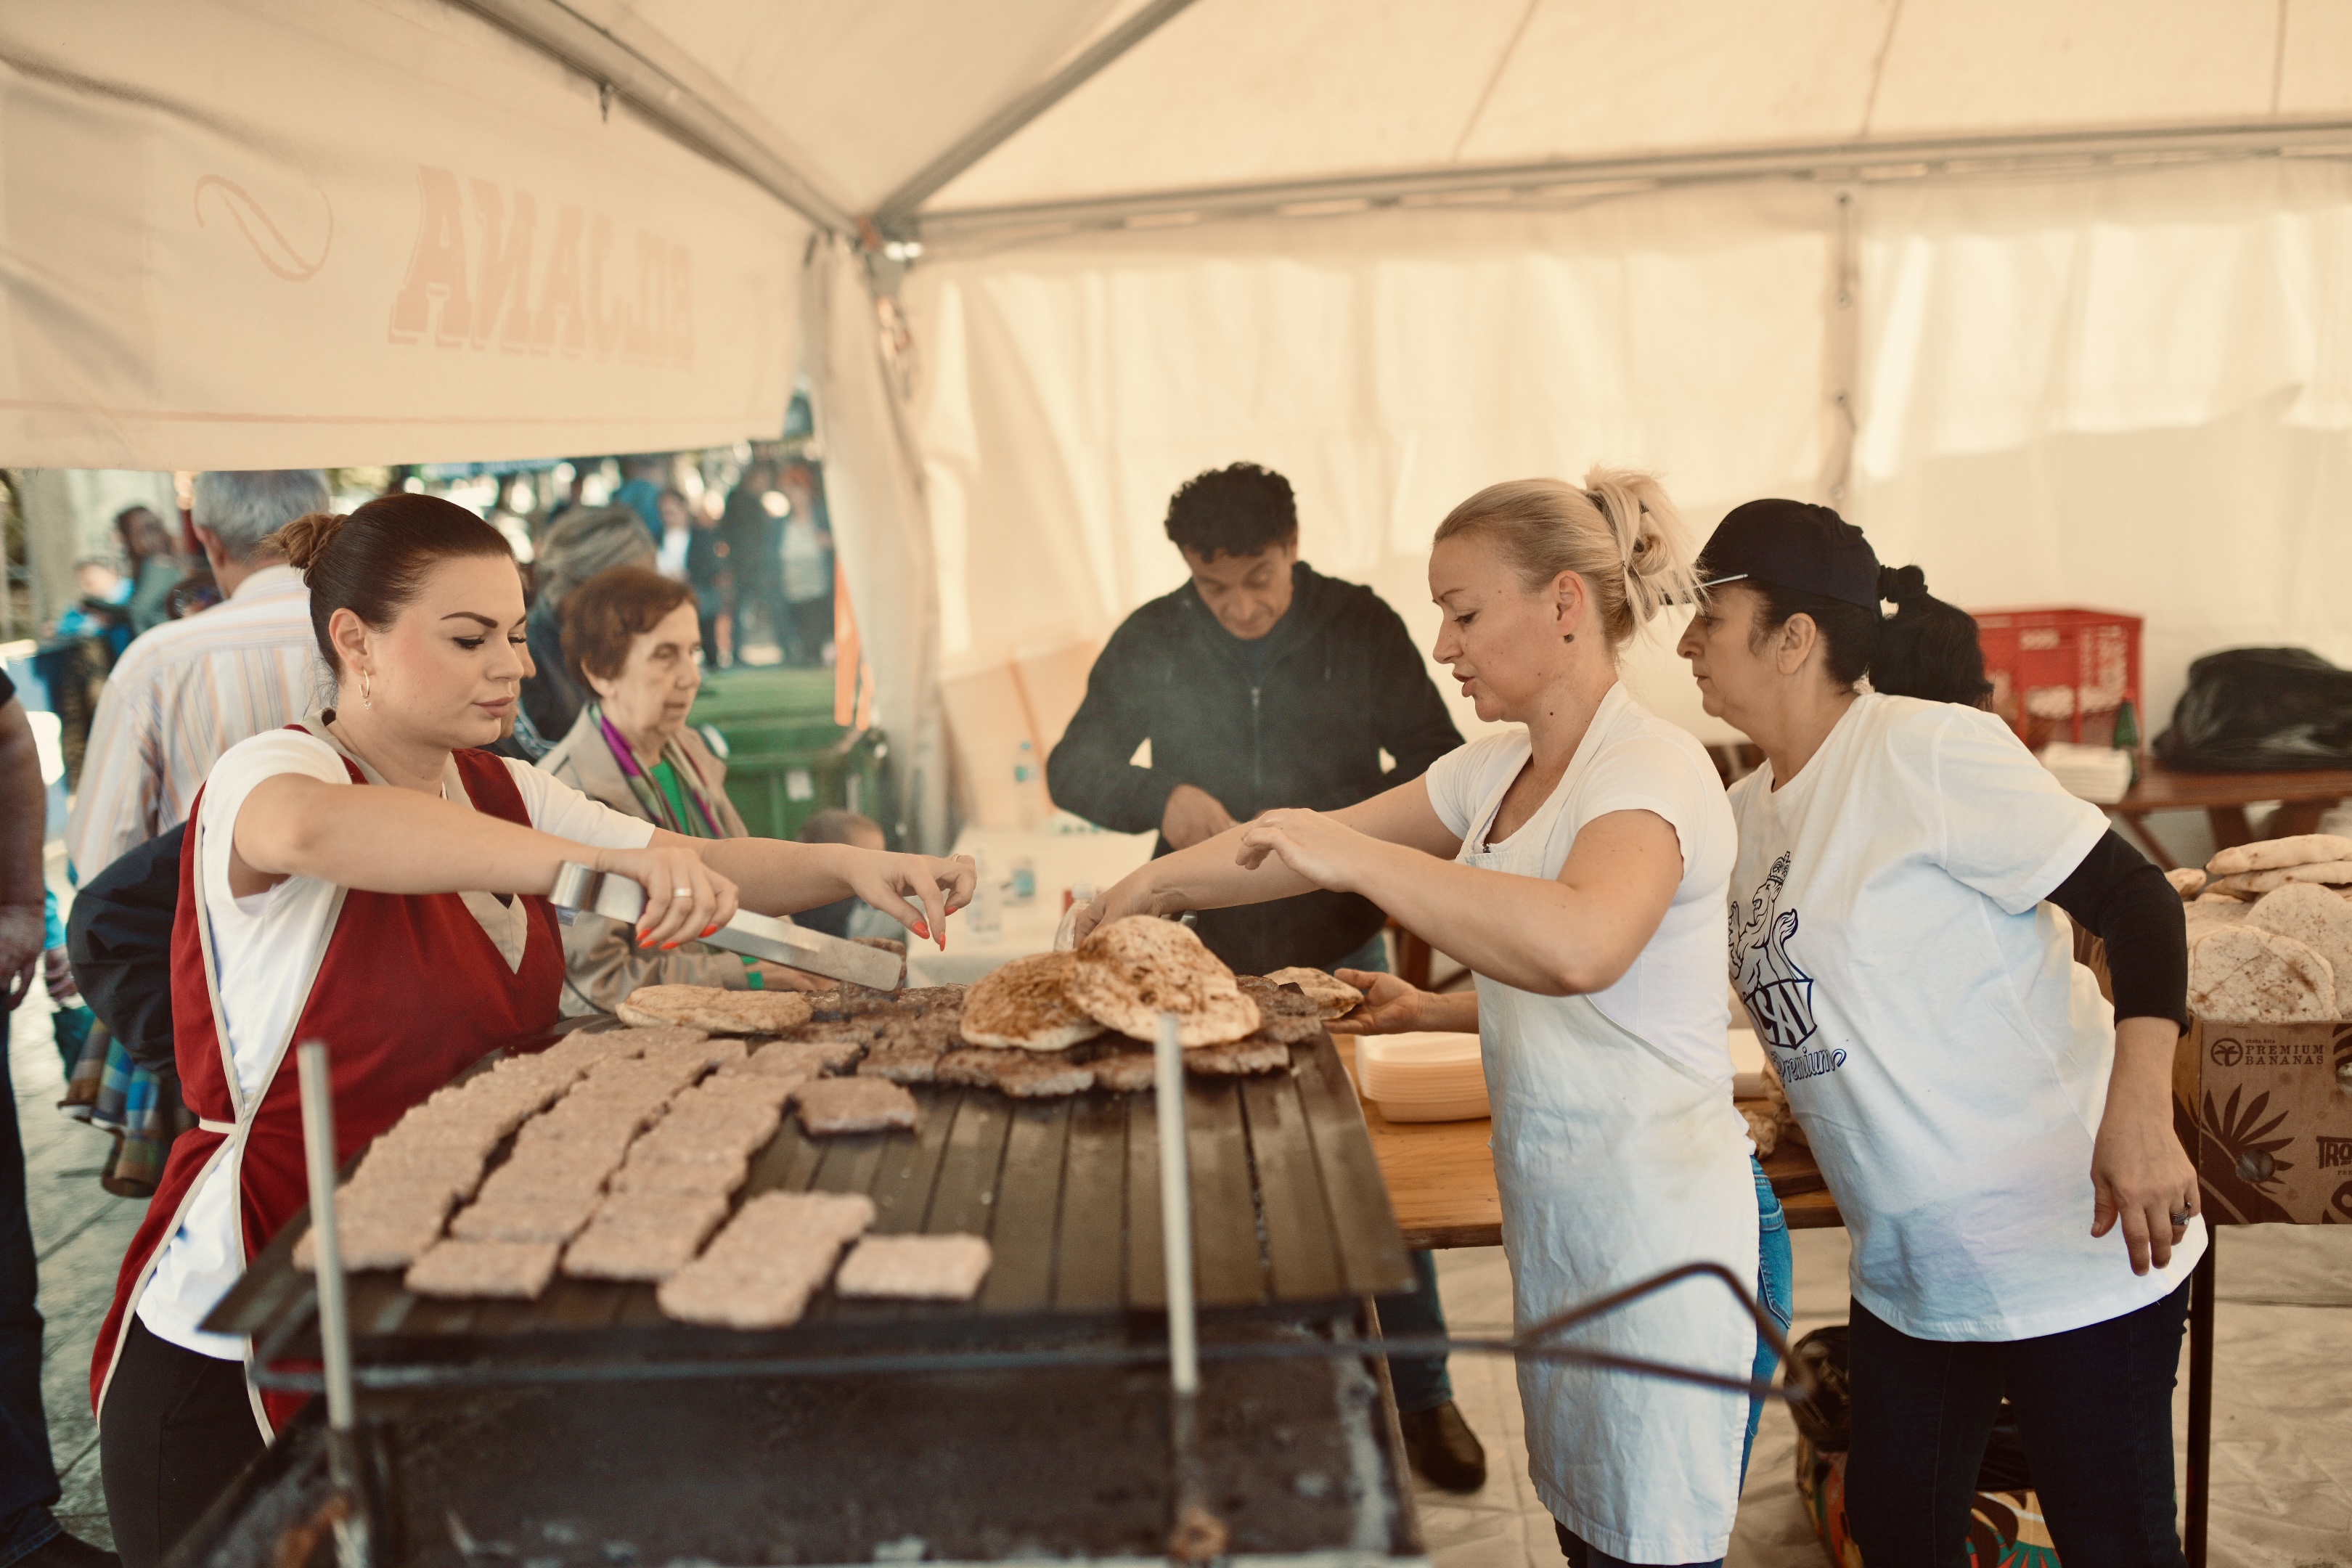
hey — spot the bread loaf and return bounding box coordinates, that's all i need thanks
[1066,916,1259,1047]
[2246,883,2352,1020]
[2187,926,2335,1023]
[2205,833,2352,878]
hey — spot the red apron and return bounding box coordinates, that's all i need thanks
[91,726,565,1436]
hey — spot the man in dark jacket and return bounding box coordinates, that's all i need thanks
[1049,464,1463,975]
[1049,462,1485,1492]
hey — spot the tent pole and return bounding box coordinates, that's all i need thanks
[912,116,2352,245]
[868,0,1201,237]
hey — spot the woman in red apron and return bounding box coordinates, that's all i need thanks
[91,494,971,1568]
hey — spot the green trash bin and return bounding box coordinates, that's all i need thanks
[688,667,886,841]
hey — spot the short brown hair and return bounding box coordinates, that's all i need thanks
[559,565,693,687]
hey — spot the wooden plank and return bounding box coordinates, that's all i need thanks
[1183,1077,1266,1307]
[865,1087,963,1236]
[1125,1091,1163,1308]
[1240,1072,1347,1302]
[1290,1038,1415,1297]
[976,1098,1071,1314]
[1052,1093,1128,1310]
[925,1093,1013,1238]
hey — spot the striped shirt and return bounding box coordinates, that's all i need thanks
[65,565,323,880]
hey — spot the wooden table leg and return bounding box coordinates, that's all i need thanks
[2205,806,2255,853]
[2186,1238,2216,1568]
[2269,800,2333,837]
[2114,810,2178,871]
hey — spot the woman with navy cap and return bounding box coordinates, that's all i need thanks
[1678,499,2198,1567]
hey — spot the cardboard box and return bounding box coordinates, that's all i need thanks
[2173,1016,2352,1225]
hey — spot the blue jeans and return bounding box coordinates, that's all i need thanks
[0,1008,63,1565]
[1845,1280,2192,1568]
[1557,1156,1792,1568]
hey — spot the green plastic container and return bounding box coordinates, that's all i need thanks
[688,666,885,841]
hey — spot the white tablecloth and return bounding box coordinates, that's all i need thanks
[909,825,1159,985]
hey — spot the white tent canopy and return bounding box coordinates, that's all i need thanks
[5,0,2349,846]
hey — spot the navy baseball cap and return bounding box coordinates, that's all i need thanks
[1696,499,1882,613]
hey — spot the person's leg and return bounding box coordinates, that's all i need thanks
[1999,1280,2191,1568]
[0,1008,63,1564]
[1552,1520,1721,1568]
[1741,1156,1793,1487]
[99,1321,264,1568]
[1842,1297,2007,1568]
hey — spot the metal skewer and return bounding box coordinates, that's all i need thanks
[1155,1012,1225,1564]
[297,1040,372,1568]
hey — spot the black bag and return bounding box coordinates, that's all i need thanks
[65,821,183,1074]
[2154,647,2352,772]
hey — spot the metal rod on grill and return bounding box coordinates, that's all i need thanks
[297,1040,372,1568]
[1156,1012,1225,1563]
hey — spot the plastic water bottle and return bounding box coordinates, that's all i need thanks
[1011,740,1048,830]
[968,854,1003,942]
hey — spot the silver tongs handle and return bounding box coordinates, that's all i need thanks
[547,862,904,991]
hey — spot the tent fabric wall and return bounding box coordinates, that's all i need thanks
[0,0,806,470]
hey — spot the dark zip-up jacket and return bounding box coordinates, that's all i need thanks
[1048,563,1463,974]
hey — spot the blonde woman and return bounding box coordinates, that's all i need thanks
[1079,473,1784,1567]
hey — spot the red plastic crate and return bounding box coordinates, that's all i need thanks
[1969,607,2143,749]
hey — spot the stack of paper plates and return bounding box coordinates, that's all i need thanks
[1356,1032,1488,1122]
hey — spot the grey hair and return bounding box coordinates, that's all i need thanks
[191,470,331,563]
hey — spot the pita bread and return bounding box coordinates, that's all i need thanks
[1234,977,1327,1043]
[617,984,814,1035]
[959,952,1106,1051]
[2205,861,2352,898]
[1066,917,1261,1048]
[2165,868,2207,898]
[1263,968,1363,1020]
[2247,882,2352,1019]
[2188,926,2336,1023]
[2205,833,2352,878]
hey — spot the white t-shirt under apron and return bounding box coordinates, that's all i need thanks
[138,728,656,1360]
[1726,693,2205,1342]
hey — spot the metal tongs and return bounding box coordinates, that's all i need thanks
[548,862,903,991]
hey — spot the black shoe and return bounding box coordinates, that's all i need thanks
[19,1532,121,1568]
[1397,1399,1487,1493]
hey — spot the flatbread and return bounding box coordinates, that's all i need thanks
[1066,916,1260,1048]
[1262,967,1363,1020]
[2207,861,2352,898]
[793,1077,919,1135]
[1182,1034,1292,1077]
[1739,1106,1778,1159]
[2165,867,2207,898]
[2206,833,2352,878]
[833,1234,993,1300]
[404,1239,560,1299]
[618,984,814,1035]
[1235,976,1328,1043]
[960,953,1106,1051]
[2189,926,2336,1023]
[936,1048,1095,1098]
[2246,882,2352,1019]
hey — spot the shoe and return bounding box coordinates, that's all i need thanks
[1397,1399,1487,1493]
[18,1532,121,1568]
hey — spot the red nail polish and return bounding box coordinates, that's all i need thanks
[701,924,719,937]
[912,921,931,939]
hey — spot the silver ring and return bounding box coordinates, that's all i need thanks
[2170,1210,2194,1226]
[670,888,693,899]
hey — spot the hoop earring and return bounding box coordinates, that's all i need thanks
[361,672,372,709]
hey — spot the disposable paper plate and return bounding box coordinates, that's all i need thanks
[1357,1032,1488,1122]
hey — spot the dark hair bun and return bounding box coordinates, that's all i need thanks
[270,512,348,573]
[1879,563,1930,605]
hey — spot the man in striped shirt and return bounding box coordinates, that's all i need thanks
[65,472,330,883]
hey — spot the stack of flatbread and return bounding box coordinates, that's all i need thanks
[2181,833,2352,1021]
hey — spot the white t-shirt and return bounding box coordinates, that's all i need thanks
[138,728,654,1360]
[1726,693,2205,1341]
[1422,685,1740,1085]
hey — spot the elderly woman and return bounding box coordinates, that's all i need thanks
[538,565,812,1013]
[520,503,658,746]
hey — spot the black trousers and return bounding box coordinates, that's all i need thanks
[98,1319,265,1568]
[1845,1281,2192,1568]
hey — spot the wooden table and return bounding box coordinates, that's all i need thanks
[2111,760,2352,870]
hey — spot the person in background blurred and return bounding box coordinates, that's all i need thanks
[520,505,657,743]
[653,489,695,583]
[536,567,823,1013]
[0,676,118,1568]
[611,454,666,542]
[719,456,790,661]
[793,808,886,938]
[53,563,132,662]
[68,471,332,881]
[544,459,593,526]
[777,461,834,666]
[684,492,732,669]
[113,509,184,640]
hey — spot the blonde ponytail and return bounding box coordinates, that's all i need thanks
[1434,467,1699,647]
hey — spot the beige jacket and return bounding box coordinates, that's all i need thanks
[539,709,752,1016]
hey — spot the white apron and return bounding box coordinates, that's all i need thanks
[1463,751,1760,1564]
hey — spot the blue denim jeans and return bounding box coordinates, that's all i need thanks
[0,1008,63,1566]
[1556,1156,1792,1568]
